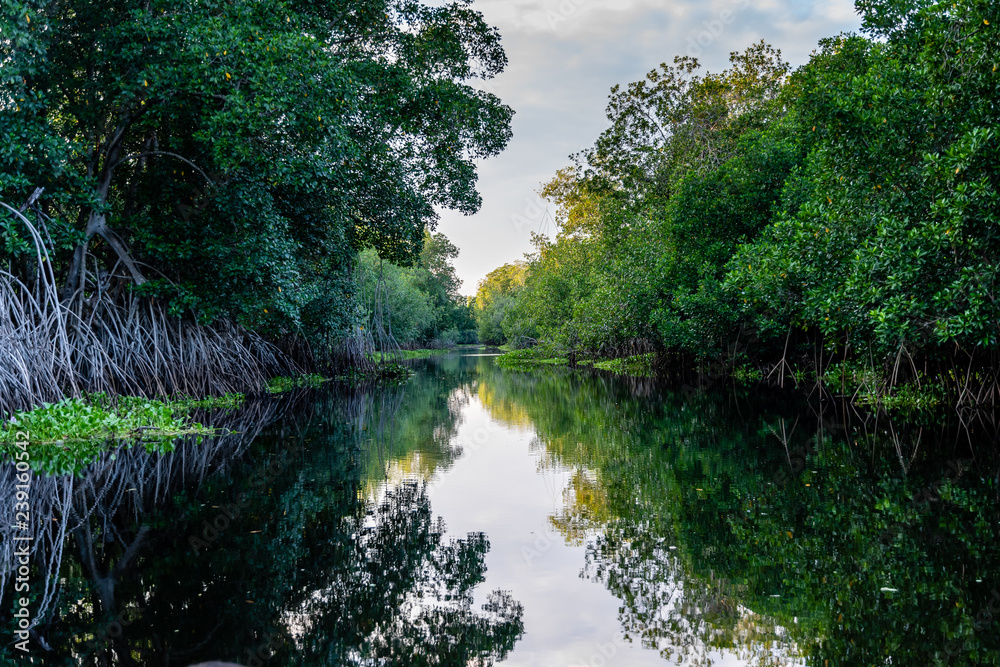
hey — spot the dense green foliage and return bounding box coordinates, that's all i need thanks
[494,347,568,369]
[474,0,1000,407]
[473,261,531,346]
[1,0,510,365]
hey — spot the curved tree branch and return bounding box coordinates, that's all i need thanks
[113,151,214,184]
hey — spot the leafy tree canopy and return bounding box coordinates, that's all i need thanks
[475,0,1000,405]
[0,0,512,344]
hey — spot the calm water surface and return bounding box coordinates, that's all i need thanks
[2,352,998,665]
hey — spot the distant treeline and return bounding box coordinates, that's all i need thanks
[356,231,477,350]
[474,0,1000,408]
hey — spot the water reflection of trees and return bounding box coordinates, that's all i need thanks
[476,362,1000,666]
[0,397,286,641]
[284,482,523,666]
[1,366,523,665]
[353,369,470,495]
[584,519,799,667]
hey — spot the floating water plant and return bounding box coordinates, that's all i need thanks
[0,395,240,475]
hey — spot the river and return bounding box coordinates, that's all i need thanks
[2,351,999,665]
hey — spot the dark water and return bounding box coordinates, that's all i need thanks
[2,353,999,666]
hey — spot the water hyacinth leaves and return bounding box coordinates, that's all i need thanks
[0,394,244,474]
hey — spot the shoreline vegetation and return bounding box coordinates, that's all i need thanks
[495,348,948,413]
[1,2,508,422]
[0,393,243,475]
[475,2,1000,414]
[496,348,657,378]
[1,347,474,473]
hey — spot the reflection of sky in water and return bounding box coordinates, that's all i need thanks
[369,390,802,667]
[17,356,993,665]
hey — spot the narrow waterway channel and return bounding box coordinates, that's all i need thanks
[2,352,999,665]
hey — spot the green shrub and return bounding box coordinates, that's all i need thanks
[593,354,655,378]
[496,348,568,369]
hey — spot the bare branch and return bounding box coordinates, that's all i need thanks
[18,187,45,213]
[114,151,214,184]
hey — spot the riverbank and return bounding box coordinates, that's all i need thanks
[1,347,486,474]
[371,345,487,363]
[495,347,965,415]
[496,349,654,379]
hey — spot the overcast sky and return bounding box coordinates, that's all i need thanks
[435,0,863,294]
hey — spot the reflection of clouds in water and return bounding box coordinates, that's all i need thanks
[475,361,809,665]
